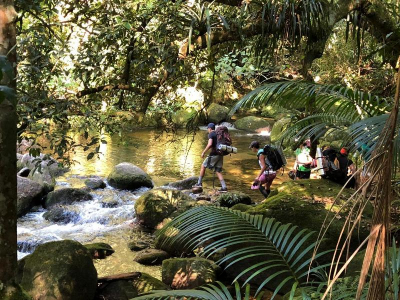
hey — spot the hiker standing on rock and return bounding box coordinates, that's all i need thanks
[249,141,276,199]
[194,123,228,192]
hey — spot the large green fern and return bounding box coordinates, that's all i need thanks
[153,206,330,297]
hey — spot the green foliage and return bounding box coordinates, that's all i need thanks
[133,281,263,300]
[155,206,331,297]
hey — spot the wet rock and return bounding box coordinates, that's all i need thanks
[234,116,270,131]
[84,242,115,259]
[128,240,150,251]
[133,249,170,265]
[97,272,170,299]
[207,103,229,124]
[216,191,252,208]
[44,188,93,208]
[17,176,45,217]
[18,153,67,191]
[108,162,153,191]
[18,167,30,177]
[166,176,198,190]
[162,257,220,289]
[172,109,196,128]
[43,207,80,224]
[134,188,193,228]
[100,196,119,208]
[16,240,97,300]
[84,177,106,189]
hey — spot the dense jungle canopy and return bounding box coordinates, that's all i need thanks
[1,0,400,299]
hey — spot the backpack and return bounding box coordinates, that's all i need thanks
[215,126,232,156]
[262,145,286,171]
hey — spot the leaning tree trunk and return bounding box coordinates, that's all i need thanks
[0,0,17,285]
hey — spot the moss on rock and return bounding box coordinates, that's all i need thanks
[134,188,193,228]
[230,203,252,212]
[162,257,221,289]
[0,283,31,300]
[207,103,229,124]
[16,240,97,300]
[234,116,270,131]
[44,188,92,208]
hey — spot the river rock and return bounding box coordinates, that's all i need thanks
[172,109,196,128]
[84,242,115,259]
[166,176,198,190]
[133,249,170,265]
[84,177,106,189]
[16,240,97,300]
[0,283,31,300]
[97,272,170,299]
[207,103,229,124]
[216,191,252,208]
[44,188,92,208]
[162,257,220,289]
[18,153,66,192]
[128,240,151,251]
[17,176,45,217]
[107,162,153,191]
[43,206,80,224]
[134,188,193,228]
[234,116,270,131]
[100,196,119,208]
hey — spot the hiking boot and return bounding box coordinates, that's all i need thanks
[192,183,202,188]
[218,187,228,193]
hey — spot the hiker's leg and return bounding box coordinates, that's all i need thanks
[197,158,208,185]
[259,185,270,198]
[216,171,227,189]
[265,173,276,195]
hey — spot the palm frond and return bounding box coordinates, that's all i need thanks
[229,81,390,119]
[155,206,330,297]
[132,281,263,300]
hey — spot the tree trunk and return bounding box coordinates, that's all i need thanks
[0,0,17,285]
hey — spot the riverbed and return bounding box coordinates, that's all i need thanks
[17,127,291,278]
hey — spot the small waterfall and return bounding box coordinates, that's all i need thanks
[17,179,150,259]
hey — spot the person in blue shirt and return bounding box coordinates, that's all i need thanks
[249,141,276,199]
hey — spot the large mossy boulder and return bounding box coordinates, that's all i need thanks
[134,188,194,228]
[166,176,198,190]
[270,117,291,142]
[16,240,97,300]
[216,191,252,208]
[44,188,92,208]
[234,116,270,131]
[172,109,196,128]
[108,162,153,191]
[162,257,220,289]
[261,105,291,119]
[207,103,229,124]
[17,176,45,217]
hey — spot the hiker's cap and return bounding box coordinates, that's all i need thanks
[340,147,348,155]
[249,141,260,149]
[207,123,215,130]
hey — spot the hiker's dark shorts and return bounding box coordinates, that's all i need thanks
[203,155,223,173]
[296,169,311,179]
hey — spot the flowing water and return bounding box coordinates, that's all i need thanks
[17,126,290,278]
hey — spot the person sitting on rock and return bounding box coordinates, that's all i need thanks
[331,147,356,188]
[294,142,312,179]
[193,123,227,192]
[249,141,276,199]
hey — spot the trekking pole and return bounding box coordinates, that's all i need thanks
[212,170,216,189]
